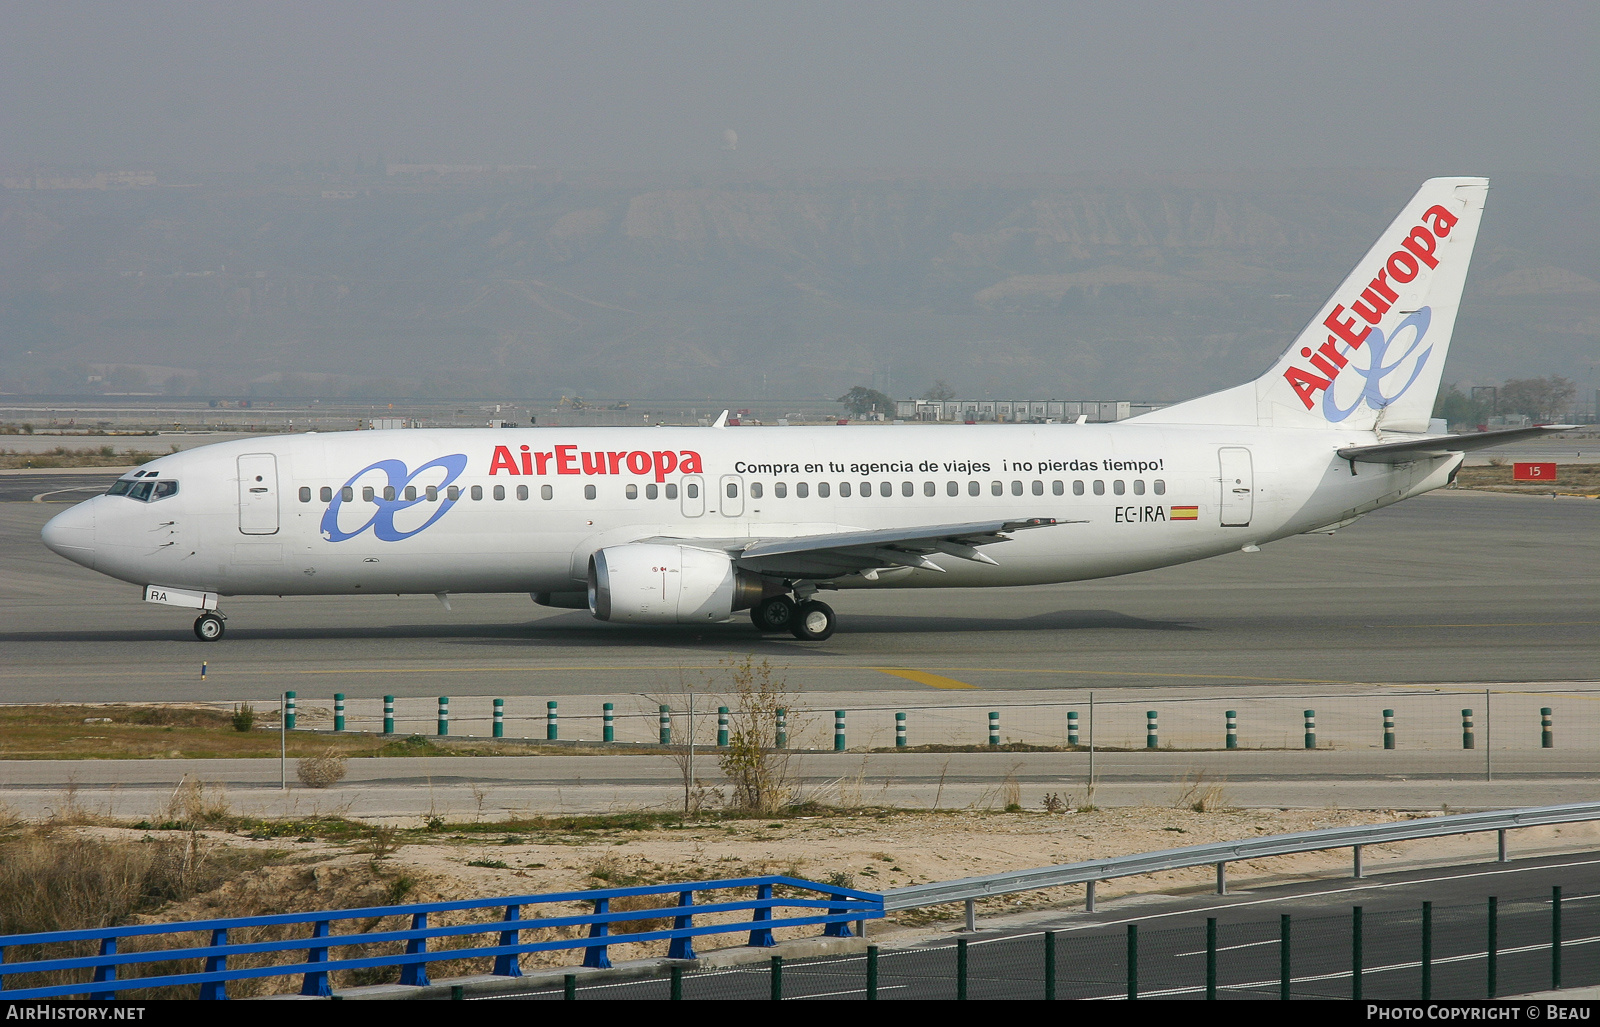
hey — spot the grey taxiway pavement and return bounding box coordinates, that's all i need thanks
[2,487,1595,702]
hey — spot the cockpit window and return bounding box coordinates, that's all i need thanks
[115,479,179,502]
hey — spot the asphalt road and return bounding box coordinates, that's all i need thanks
[506,850,1600,1000]
[2,489,1596,702]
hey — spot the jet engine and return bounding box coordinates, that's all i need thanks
[588,544,769,624]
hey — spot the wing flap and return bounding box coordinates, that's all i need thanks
[1336,424,1576,464]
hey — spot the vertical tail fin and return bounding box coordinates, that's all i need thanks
[1134,177,1489,431]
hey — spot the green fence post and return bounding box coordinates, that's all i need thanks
[333,693,345,732]
[775,708,787,749]
[1280,914,1291,1001]
[866,944,878,1000]
[1067,710,1079,746]
[493,698,504,739]
[382,695,394,735]
[602,702,615,742]
[670,965,682,1000]
[988,711,1000,746]
[285,690,297,731]
[770,955,782,1001]
[1463,708,1475,749]
[1553,885,1563,990]
[546,700,558,741]
[1383,709,1395,750]
[1127,923,1138,999]
[1146,710,1158,749]
[563,973,575,1000]
[1303,709,1315,749]
[1044,931,1056,1001]
[1352,906,1363,1001]
[1205,916,1217,999]
[1225,710,1237,749]
[1422,901,1433,999]
[717,706,729,747]
[1488,895,1498,998]
[659,705,671,745]
[437,696,449,736]
[834,710,846,752]
[896,711,907,747]
[1542,707,1554,748]
[957,937,968,1000]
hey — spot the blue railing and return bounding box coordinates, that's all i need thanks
[0,875,883,999]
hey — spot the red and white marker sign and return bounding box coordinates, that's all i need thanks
[1513,462,1558,481]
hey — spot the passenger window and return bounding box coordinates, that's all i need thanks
[1073,480,1084,496]
[1032,480,1044,496]
[319,486,332,502]
[839,482,851,497]
[341,486,353,502]
[1113,480,1125,495]
[924,481,935,497]
[298,486,311,503]
[991,481,1002,496]
[426,485,438,501]
[1133,480,1145,495]
[818,482,830,498]
[666,483,679,499]
[516,485,529,500]
[470,485,482,501]
[493,485,505,500]
[541,484,553,500]
[879,481,891,497]
[903,481,915,497]
[626,484,638,499]
[1052,480,1063,495]
[726,482,739,499]
[968,481,980,496]
[646,483,659,499]
[947,481,959,496]
[363,486,375,502]
[153,481,178,500]
[775,482,787,498]
[384,486,396,501]
[862,482,873,497]
[447,486,460,501]
[585,484,597,500]
[404,486,416,501]
[1154,479,1166,495]
[1011,481,1023,496]
[798,482,810,498]
[1093,480,1105,495]
[751,482,763,499]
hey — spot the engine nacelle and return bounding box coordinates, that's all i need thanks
[588,544,767,624]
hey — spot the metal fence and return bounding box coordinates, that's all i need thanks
[0,876,881,1000]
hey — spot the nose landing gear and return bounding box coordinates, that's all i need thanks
[194,612,226,641]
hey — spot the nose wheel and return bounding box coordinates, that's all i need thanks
[193,613,226,641]
[789,600,836,641]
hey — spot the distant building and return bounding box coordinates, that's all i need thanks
[2,170,158,190]
[894,399,1149,423]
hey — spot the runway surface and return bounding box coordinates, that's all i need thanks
[2,488,1596,703]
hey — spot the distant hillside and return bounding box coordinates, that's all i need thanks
[0,169,1593,401]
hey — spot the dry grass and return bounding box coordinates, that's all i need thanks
[1454,463,1600,494]
[297,752,349,789]
[0,446,169,469]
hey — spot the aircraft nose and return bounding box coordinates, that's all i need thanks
[41,500,96,569]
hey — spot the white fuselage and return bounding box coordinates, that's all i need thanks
[43,422,1461,602]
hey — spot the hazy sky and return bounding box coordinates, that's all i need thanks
[2,1,1595,174]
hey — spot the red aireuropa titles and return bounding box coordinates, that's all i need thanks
[489,444,704,483]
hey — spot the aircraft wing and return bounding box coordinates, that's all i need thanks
[1336,424,1577,465]
[654,518,1072,580]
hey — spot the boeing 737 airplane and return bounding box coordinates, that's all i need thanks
[41,177,1569,642]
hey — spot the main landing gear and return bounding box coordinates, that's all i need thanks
[193,612,226,641]
[750,594,836,641]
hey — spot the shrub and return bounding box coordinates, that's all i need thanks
[231,704,255,733]
[296,751,348,789]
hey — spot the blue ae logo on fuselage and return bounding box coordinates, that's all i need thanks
[320,454,468,542]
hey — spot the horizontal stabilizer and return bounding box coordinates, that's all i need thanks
[1336,424,1577,464]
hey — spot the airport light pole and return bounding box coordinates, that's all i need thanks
[280,692,287,791]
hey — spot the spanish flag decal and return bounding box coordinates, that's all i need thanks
[1170,505,1198,520]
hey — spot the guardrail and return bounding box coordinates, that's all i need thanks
[0,875,881,1000]
[883,800,1600,925]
